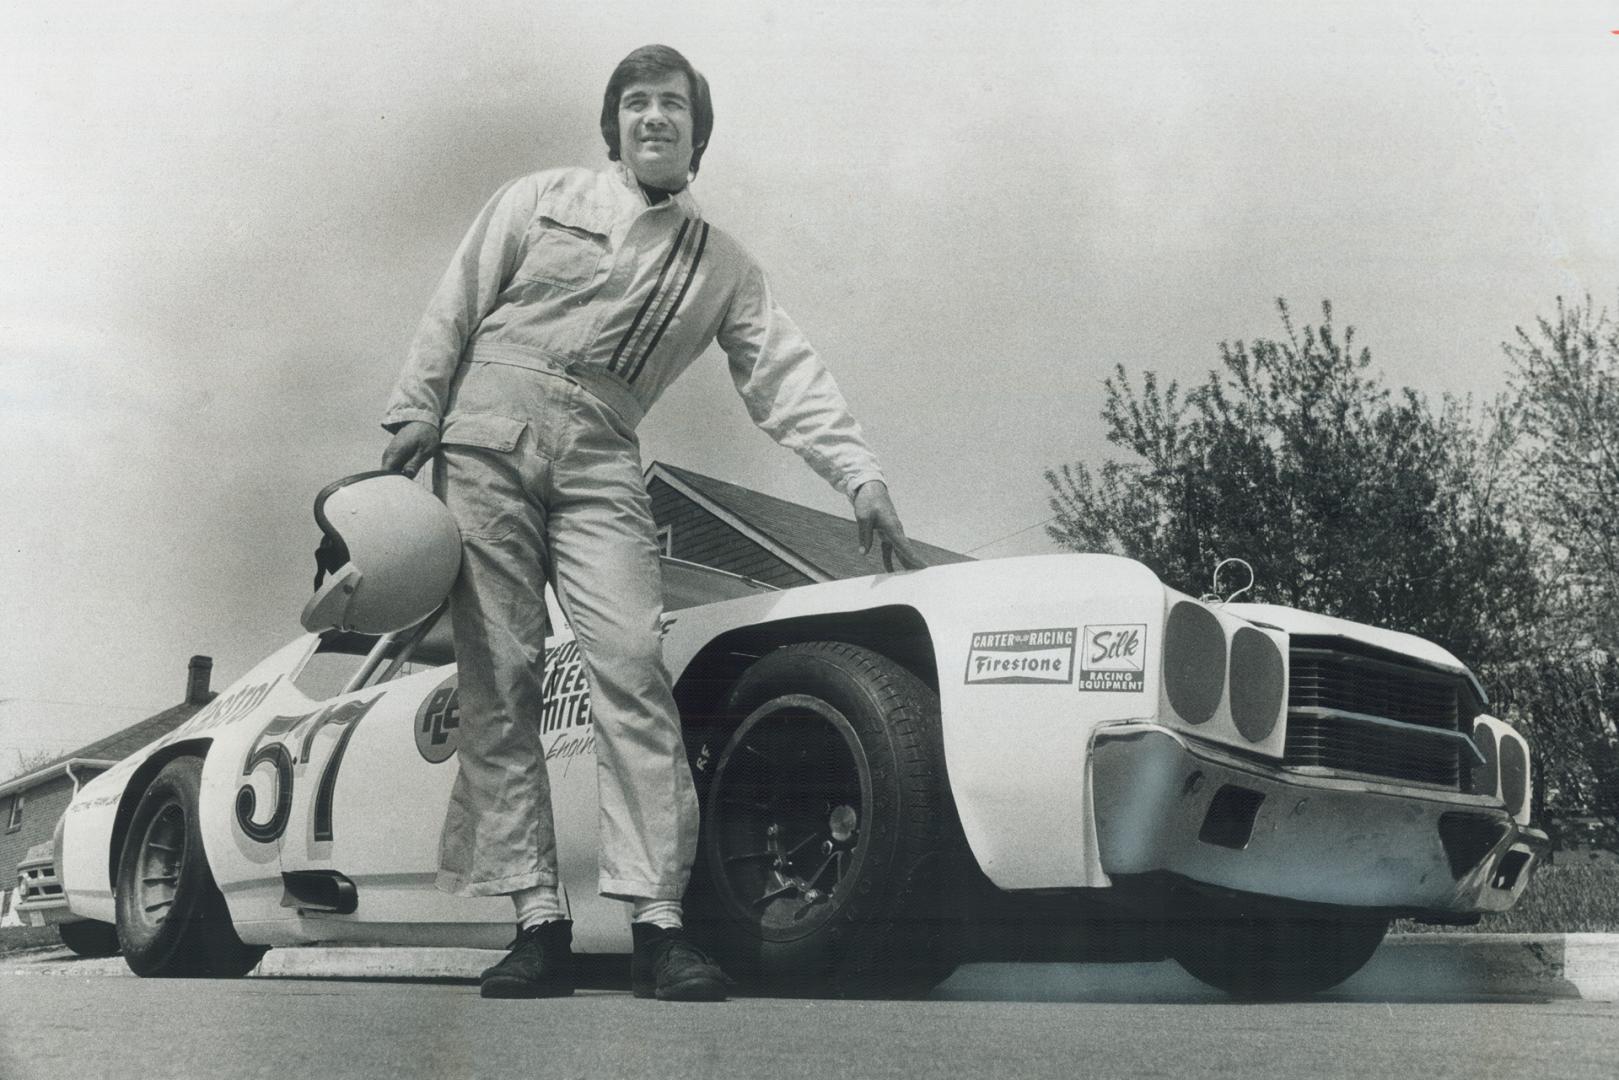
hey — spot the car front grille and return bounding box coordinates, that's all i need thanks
[1283,640,1476,789]
[17,861,63,905]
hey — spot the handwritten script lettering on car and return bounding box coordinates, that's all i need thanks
[1089,627,1140,663]
[1079,624,1147,692]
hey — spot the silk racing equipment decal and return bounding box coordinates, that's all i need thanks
[964,628,1077,685]
[1078,624,1147,692]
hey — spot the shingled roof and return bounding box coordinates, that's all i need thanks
[0,660,216,797]
[0,699,211,798]
[649,463,973,581]
[72,700,208,766]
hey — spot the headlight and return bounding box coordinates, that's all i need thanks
[1228,626,1284,742]
[1164,600,1225,725]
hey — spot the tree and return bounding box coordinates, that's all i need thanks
[1504,297,1619,655]
[1044,299,1544,671]
[1,746,66,786]
[1497,297,1619,845]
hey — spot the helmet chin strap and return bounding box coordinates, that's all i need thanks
[313,531,350,590]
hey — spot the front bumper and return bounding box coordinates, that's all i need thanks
[15,857,76,927]
[1090,724,1547,915]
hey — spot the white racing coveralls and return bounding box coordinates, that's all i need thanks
[383,163,885,900]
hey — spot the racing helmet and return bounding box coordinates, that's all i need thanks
[300,471,462,635]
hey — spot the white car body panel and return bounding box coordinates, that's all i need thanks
[59,552,1539,950]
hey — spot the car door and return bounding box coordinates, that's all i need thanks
[270,626,625,951]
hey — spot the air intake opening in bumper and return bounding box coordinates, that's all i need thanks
[1437,812,1508,880]
[1198,785,1266,850]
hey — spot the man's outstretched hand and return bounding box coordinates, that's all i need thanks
[381,420,440,478]
[854,480,925,572]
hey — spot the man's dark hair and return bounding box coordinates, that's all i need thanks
[600,45,714,180]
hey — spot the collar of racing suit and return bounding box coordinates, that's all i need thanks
[611,159,701,218]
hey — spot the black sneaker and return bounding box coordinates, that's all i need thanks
[479,919,575,999]
[630,923,732,1001]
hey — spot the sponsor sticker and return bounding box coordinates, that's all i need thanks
[540,640,593,734]
[1079,624,1147,692]
[415,674,461,763]
[414,641,595,763]
[964,627,1077,685]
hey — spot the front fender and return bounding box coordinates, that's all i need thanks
[664,553,1261,891]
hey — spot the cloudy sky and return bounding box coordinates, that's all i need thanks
[2,0,1614,772]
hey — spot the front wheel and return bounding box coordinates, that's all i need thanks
[688,641,965,998]
[114,756,267,977]
[1172,916,1388,999]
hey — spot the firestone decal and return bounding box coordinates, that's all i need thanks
[1079,624,1147,692]
[964,628,1077,685]
[414,640,594,764]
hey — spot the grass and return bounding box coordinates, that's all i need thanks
[1396,849,1619,934]
[0,925,64,955]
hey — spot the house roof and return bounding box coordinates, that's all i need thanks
[0,697,211,797]
[649,463,973,581]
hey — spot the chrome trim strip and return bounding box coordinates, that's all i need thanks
[1094,722,1500,807]
[1290,705,1486,765]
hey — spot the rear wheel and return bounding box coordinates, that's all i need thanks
[57,919,120,958]
[115,756,267,977]
[688,641,965,998]
[1172,916,1388,999]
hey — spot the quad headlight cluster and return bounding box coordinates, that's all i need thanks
[1470,716,1532,824]
[1162,598,1287,753]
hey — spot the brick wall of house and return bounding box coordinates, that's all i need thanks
[2,775,80,892]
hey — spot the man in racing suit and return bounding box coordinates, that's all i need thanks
[380,44,922,1001]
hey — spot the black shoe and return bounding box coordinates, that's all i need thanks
[479,919,575,999]
[630,923,732,1001]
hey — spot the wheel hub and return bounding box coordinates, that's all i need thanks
[706,695,873,939]
[133,801,185,930]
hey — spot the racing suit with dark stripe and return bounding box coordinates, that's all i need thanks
[383,162,885,900]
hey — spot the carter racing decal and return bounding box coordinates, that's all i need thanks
[1079,624,1147,692]
[964,628,1077,685]
[413,640,595,763]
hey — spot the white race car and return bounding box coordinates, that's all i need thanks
[57,553,1545,998]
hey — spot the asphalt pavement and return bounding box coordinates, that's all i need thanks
[8,932,1617,1001]
[2,973,1616,1080]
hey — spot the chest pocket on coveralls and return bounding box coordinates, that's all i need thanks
[439,413,529,542]
[516,196,611,291]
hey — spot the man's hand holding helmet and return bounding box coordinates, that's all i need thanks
[382,420,440,478]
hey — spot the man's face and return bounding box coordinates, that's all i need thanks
[617,71,696,190]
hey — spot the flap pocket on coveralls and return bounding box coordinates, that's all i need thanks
[441,413,527,453]
[438,413,529,542]
[517,196,611,290]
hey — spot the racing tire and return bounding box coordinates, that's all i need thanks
[1172,916,1389,999]
[56,919,121,958]
[114,756,268,978]
[687,641,966,999]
